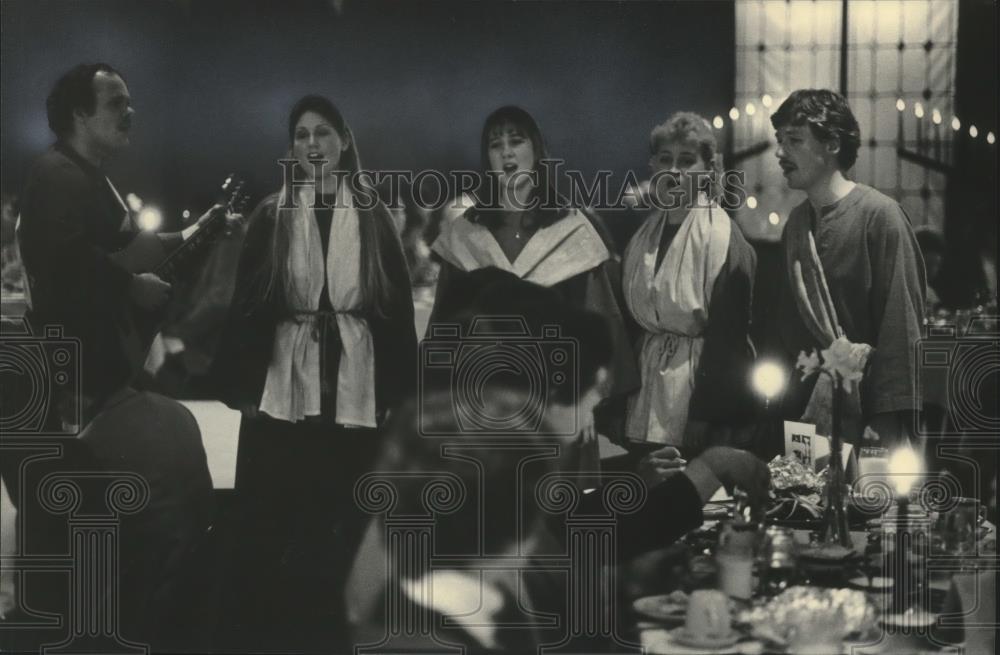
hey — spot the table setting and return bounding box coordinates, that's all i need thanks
[632,360,995,654]
[634,481,995,654]
[633,442,995,654]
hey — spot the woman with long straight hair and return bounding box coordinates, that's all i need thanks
[428,105,638,464]
[210,94,415,651]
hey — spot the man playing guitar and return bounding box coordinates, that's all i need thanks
[18,62,238,412]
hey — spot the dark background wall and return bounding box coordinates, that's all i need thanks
[943,0,998,305]
[1,0,736,223]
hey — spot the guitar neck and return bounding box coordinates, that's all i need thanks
[154,212,227,283]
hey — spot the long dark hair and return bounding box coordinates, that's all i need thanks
[256,94,399,318]
[467,105,571,230]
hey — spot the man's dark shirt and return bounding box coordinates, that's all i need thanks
[18,142,136,396]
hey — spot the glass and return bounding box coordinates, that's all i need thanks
[760,526,798,596]
[856,447,890,495]
[716,521,758,600]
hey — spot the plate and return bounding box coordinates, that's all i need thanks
[847,575,893,591]
[798,544,859,561]
[670,626,741,649]
[880,610,938,629]
[703,503,731,519]
[633,593,689,623]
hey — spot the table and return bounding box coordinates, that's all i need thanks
[637,524,996,654]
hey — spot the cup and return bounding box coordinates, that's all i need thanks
[716,552,755,600]
[856,447,890,499]
[717,521,758,600]
[718,521,758,555]
[684,589,731,639]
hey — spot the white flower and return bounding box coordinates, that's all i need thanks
[820,337,874,392]
[795,338,874,392]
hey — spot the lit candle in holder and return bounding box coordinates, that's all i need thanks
[888,446,922,612]
[752,360,787,410]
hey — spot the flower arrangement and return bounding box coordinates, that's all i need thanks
[795,336,873,391]
[794,335,875,548]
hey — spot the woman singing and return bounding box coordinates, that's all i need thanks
[428,105,638,457]
[210,95,416,651]
[623,111,756,461]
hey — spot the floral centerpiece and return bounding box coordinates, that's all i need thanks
[796,336,874,547]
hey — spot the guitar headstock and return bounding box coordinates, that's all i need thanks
[220,174,249,215]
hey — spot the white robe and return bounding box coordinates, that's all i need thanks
[622,200,730,444]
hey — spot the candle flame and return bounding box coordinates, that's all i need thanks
[752,360,786,400]
[888,446,921,495]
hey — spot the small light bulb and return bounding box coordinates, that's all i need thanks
[762,94,773,108]
[969,125,978,138]
[914,103,925,119]
[137,207,163,232]
[752,361,787,400]
[745,103,756,116]
[182,209,191,220]
[932,109,942,125]
[896,98,906,112]
[713,115,724,129]
[987,132,996,145]
[768,212,780,226]
[729,107,740,121]
[747,196,758,209]
[951,116,961,131]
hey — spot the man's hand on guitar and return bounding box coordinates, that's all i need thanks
[130,272,171,310]
[194,203,245,237]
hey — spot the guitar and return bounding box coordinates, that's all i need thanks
[111,174,249,373]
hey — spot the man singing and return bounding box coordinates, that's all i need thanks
[767,89,926,448]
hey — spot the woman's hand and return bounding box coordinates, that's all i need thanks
[638,445,687,486]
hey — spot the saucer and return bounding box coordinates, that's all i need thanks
[633,594,688,623]
[703,503,731,519]
[798,544,859,561]
[847,575,893,591]
[670,626,741,649]
[880,609,937,629]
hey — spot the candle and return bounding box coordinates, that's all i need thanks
[752,360,787,409]
[888,446,921,612]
